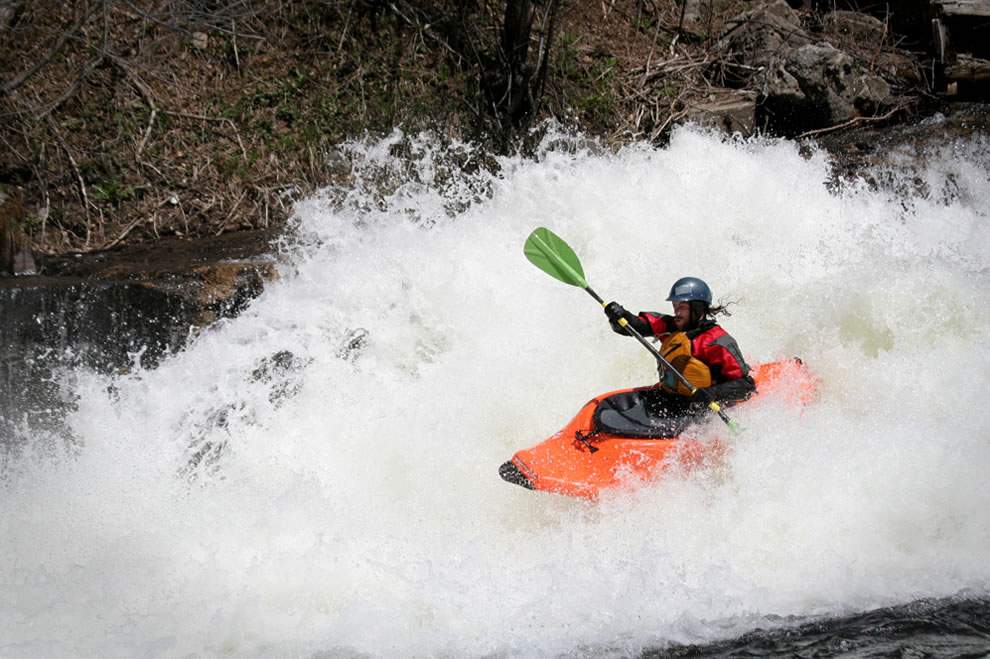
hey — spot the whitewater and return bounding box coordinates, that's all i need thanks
[2,122,989,658]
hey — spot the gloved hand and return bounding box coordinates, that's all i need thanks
[690,388,714,409]
[604,301,628,324]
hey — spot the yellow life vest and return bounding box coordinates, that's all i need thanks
[658,332,712,396]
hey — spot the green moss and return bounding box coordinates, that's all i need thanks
[91,177,133,209]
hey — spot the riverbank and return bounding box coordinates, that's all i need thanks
[19,100,990,281]
[0,0,968,266]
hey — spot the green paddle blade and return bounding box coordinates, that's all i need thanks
[524,227,588,288]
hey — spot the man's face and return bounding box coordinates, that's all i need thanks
[672,301,693,331]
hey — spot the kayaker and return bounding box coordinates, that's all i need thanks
[603,276,755,411]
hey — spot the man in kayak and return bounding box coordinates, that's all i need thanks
[603,276,755,412]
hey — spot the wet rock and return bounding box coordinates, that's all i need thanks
[810,101,990,192]
[251,349,310,407]
[0,229,280,449]
[1,229,279,373]
[336,328,369,361]
[178,348,311,482]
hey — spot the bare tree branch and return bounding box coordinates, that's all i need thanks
[46,114,92,245]
[0,0,102,95]
[111,56,158,158]
[120,0,266,40]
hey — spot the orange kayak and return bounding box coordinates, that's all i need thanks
[499,358,818,500]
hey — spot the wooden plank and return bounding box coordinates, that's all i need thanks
[932,18,955,64]
[944,54,990,80]
[937,0,990,17]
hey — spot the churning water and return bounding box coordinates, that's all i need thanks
[2,123,989,658]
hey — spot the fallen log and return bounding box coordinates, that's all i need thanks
[944,54,990,81]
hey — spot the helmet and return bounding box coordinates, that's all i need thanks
[666,277,712,305]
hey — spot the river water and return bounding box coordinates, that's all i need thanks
[2,122,989,657]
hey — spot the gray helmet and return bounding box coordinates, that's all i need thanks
[666,277,712,305]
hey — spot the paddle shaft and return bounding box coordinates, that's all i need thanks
[584,285,739,430]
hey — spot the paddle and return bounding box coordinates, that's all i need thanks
[524,226,740,432]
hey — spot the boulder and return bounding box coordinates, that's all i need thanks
[781,42,891,122]
[719,0,815,89]
[718,0,896,134]
[822,11,922,88]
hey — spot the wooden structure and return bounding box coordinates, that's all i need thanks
[938,0,990,16]
[932,0,990,92]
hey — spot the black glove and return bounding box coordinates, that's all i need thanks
[690,388,714,410]
[604,301,628,324]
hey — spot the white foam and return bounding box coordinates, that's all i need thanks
[2,125,989,657]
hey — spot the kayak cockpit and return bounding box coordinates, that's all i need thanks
[593,389,704,439]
